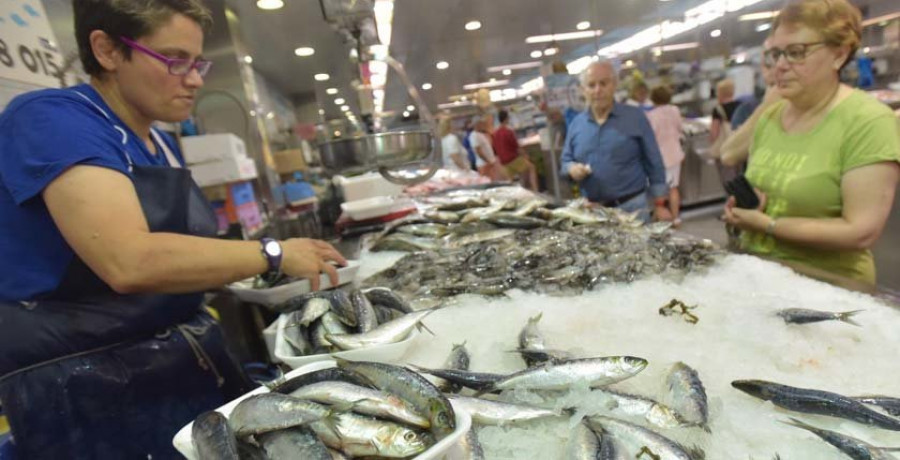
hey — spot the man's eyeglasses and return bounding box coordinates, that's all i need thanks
[762,42,827,67]
[119,36,212,77]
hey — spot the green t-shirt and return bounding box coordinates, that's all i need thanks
[742,89,900,284]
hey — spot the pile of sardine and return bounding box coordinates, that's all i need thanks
[273,287,433,356]
[191,359,457,459]
[733,379,900,458]
[364,197,722,299]
[411,314,713,460]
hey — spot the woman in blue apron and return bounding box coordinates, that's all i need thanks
[0,1,345,458]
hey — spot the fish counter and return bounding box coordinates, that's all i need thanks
[347,187,900,459]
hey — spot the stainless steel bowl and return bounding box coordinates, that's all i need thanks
[318,130,440,185]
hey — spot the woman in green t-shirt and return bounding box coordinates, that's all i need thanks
[723,0,900,285]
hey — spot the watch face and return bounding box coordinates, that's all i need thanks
[265,241,282,257]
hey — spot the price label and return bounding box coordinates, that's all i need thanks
[0,1,62,88]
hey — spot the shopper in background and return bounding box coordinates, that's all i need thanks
[469,116,509,181]
[710,79,740,144]
[646,85,686,226]
[0,1,346,458]
[439,116,470,172]
[724,0,900,285]
[561,61,670,223]
[492,109,538,191]
[461,118,478,171]
[625,80,653,111]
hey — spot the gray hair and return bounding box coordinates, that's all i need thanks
[579,60,618,87]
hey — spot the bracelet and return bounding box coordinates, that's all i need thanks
[765,218,777,237]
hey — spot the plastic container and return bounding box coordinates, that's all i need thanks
[172,360,472,460]
[340,196,415,221]
[273,313,420,369]
[227,260,360,307]
[334,172,405,202]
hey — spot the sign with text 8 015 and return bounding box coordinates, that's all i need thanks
[0,0,63,88]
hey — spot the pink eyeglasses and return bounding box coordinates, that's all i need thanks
[119,36,212,77]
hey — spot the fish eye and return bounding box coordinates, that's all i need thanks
[404,431,417,442]
[437,411,449,424]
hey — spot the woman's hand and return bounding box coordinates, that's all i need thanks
[280,238,348,291]
[723,189,770,232]
[568,163,592,182]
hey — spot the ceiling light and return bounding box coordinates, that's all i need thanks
[502,69,511,76]
[526,95,533,101]
[243,56,253,64]
[530,50,543,58]
[653,48,663,57]
[402,111,410,117]
[738,11,779,21]
[334,130,341,137]
[256,0,283,10]
[625,60,635,67]
[465,20,482,31]
[436,61,449,70]
[710,29,722,38]
[863,47,871,54]
[340,105,349,111]
[406,105,415,111]
[576,21,590,30]
[326,88,338,95]
[249,110,257,116]
[652,42,700,53]
[294,47,315,57]
[314,73,330,81]
[756,23,771,32]
[526,29,603,44]
[735,54,746,64]
[544,46,558,56]
[421,82,433,90]
[438,101,475,109]
[488,61,542,72]
[463,79,510,90]
[334,98,345,105]
[318,109,325,115]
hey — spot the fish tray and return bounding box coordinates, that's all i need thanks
[274,313,420,369]
[172,360,472,460]
[227,260,361,307]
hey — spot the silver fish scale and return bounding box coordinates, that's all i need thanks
[567,421,602,460]
[667,362,709,429]
[495,357,647,390]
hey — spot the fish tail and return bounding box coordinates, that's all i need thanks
[782,417,817,432]
[838,310,864,326]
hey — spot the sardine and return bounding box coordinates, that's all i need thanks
[447,395,561,425]
[568,421,602,460]
[512,198,548,217]
[587,416,700,460]
[424,210,462,224]
[486,212,547,229]
[363,286,415,314]
[269,367,373,394]
[512,348,573,367]
[436,198,489,211]
[551,207,607,225]
[326,309,434,350]
[321,311,351,337]
[309,411,434,458]
[456,428,485,460]
[410,366,505,392]
[460,202,505,223]
[732,380,900,431]
[440,342,471,393]
[854,395,900,417]
[290,381,429,428]
[310,320,332,351]
[237,439,267,460]
[490,357,648,391]
[776,308,863,326]
[448,229,516,248]
[397,223,449,238]
[283,312,311,355]
[593,389,685,429]
[784,417,897,460]
[259,426,331,460]
[335,359,456,438]
[298,298,332,327]
[350,289,378,333]
[518,313,547,351]
[228,394,329,437]
[191,411,239,460]
[666,362,709,431]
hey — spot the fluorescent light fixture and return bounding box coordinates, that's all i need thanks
[436,61,449,70]
[710,29,722,37]
[463,79,509,90]
[862,12,900,27]
[738,11,778,21]
[374,0,394,46]
[653,48,663,57]
[652,42,700,53]
[334,98,345,105]
[256,0,283,10]
[406,105,415,111]
[544,47,558,56]
[340,105,349,111]
[526,29,603,44]
[566,55,594,74]
[421,83,433,90]
[488,61,541,72]
[530,50,543,58]
[326,88,338,95]
[243,56,253,64]
[370,74,387,87]
[756,23,771,32]
[576,21,590,31]
[402,111,410,117]
[502,69,511,75]
[318,109,325,115]
[314,73,330,81]
[520,76,544,93]
[373,89,385,99]
[294,47,315,57]
[465,20,482,31]
[438,101,475,109]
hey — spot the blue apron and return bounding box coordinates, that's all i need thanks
[0,91,251,459]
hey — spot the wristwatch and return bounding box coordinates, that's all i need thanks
[259,238,283,277]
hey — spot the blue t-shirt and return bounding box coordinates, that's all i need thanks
[0,84,183,301]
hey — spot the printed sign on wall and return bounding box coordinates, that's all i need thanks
[0,0,62,87]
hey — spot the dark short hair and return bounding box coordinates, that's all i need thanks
[498,109,509,123]
[650,85,672,105]
[74,0,213,77]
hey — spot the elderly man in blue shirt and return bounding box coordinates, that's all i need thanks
[560,60,671,223]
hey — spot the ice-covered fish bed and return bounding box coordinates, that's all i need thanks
[355,251,900,458]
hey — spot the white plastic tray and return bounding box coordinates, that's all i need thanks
[227,260,360,307]
[173,360,472,460]
[341,196,415,221]
[274,313,420,369]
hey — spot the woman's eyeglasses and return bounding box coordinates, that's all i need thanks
[119,36,212,77]
[762,42,827,67]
